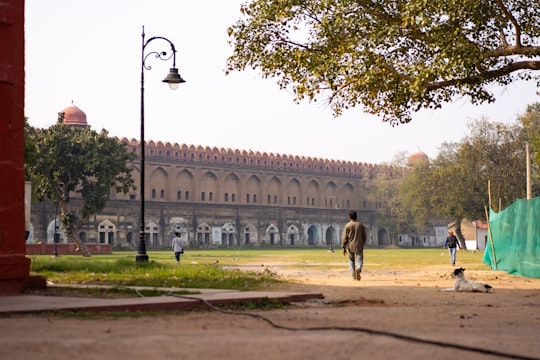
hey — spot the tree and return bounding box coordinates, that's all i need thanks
[367,152,412,244]
[25,123,135,256]
[227,0,540,124]
[400,117,530,248]
[517,102,540,195]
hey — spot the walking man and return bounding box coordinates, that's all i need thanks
[444,230,461,265]
[341,210,367,281]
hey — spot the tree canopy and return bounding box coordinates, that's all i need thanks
[25,123,135,256]
[227,0,540,124]
[399,115,532,246]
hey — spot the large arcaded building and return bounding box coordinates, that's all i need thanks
[29,105,419,249]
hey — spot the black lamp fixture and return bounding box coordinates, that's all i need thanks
[137,26,186,263]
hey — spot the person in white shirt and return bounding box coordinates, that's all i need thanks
[172,232,184,263]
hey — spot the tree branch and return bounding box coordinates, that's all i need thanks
[495,0,522,47]
[426,60,540,90]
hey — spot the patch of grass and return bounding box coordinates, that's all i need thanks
[30,255,283,291]
[30,248,490,292]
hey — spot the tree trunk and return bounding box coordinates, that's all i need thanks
[59,201,91,257]
[454,219,467,250]
[65,228,91,257]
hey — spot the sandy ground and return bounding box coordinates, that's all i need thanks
[1,264,539,360]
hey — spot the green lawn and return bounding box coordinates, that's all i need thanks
[30,248,489,291]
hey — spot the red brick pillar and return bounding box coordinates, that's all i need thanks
[0,0,35,294]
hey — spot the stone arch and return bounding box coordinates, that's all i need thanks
[224,173,240,203]
[47,218,66,243]
[324,181,338,207]
[170,220,189,245]
[287,225,299,246]
[196,222,211,247]
[286,178,301,206]
[200,171,218,202]
[98,219,116,245]
[176,169,194,201]
[325,225,338,247]
[378,227,390,247]
[265,224,280,246]
[306,179,319,207]
[341,183,354,209]
[246,175,262,204]
[242,223,258,245]
[267,176,281,205]
[222,223,236,247]
[307,224,319,246]
[149,167,169,201]
[145,221,159,247]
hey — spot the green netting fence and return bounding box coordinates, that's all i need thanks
[483,196,540,278]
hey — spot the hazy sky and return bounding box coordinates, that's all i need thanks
[25,0,539,164]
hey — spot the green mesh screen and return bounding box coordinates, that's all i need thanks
[483,197,540,278]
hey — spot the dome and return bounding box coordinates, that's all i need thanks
[60,104,88,128]
[408,149,429,166]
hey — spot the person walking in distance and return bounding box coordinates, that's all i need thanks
[444,230,461,266]
[341,210,367,281]
[172,232,184,263]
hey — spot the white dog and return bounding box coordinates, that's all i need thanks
[441,268,493,293]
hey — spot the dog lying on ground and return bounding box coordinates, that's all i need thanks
[441,268,493,293]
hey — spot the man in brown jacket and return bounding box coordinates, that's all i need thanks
[341,210,367,281]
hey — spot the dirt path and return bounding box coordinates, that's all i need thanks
[1,266,539,360]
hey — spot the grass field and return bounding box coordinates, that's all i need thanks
[29,248,489,292]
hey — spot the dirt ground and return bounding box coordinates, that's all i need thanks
[1,264,539,360]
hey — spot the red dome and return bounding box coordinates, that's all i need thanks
[408,150,429,166]
[61,105,88,127]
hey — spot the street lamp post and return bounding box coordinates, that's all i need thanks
[53,181,65,258]
[329,199,339,251]
[137,26,185,263]
[53,201,59,257]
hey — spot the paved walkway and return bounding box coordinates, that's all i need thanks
[0,284,323,314]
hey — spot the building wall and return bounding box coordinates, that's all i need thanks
[30,140,391,249]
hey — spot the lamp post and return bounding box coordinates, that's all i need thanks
[53,200,59,257]
[137,26,185,263]
[53,181,65,258]
[329,198,339,251]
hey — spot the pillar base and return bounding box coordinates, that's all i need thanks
[0,255,40,295]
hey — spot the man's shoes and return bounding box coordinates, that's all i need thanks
[355,269,361,281]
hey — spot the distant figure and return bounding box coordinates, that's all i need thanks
[172,232,184,263]
[341,210,367,281]
[444,230,461,266]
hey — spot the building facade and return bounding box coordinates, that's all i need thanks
[29,105,402,249]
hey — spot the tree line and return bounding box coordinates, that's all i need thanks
[370,104,540,247]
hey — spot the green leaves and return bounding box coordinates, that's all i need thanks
[25,123,136,230]
[399,113,535,228]
[227,0,540,123]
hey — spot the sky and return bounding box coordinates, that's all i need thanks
[25,0,539,165]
